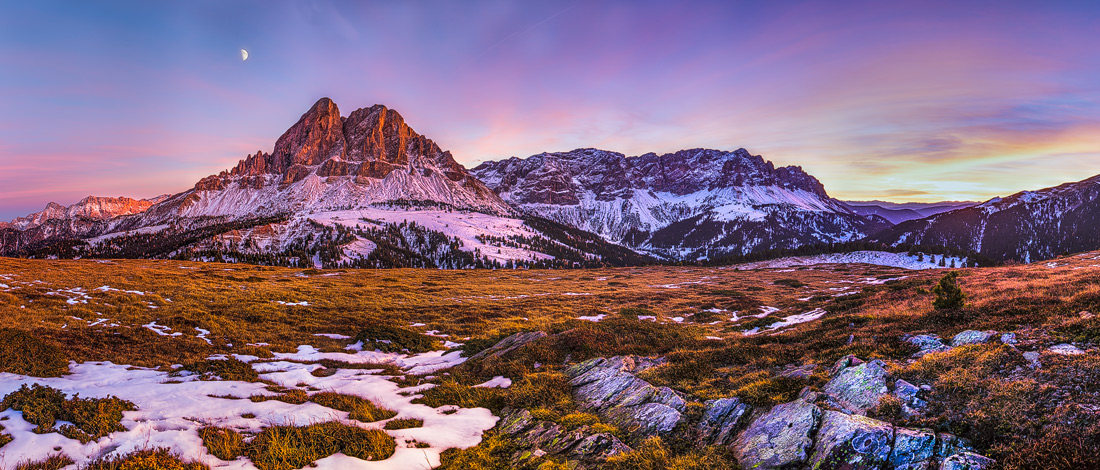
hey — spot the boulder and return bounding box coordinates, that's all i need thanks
[695,397,751,446]
[565,356,684,440]
[904,335,951,356]
[469,331,547,361]
[891,427,936,469]
[894,379,928,415]
[950,330,996,347]
[808,411,892,470]
[830,355,864,375]
[940,452,995,470]
[1022,351,1041,367]
[733,398,822,469]
[498,408,632,464]
[934,433,974,458]
[1049,343,1085,355]
[999,332,1017,345]
[823,359,890,414]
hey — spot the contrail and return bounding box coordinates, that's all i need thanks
[465,3,577,66]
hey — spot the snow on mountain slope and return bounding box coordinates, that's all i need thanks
[734,251,965,270]
[871,174,1100,263]
[473,148,886,259]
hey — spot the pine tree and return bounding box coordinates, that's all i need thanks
[932,271,965,310]
[938,257,947,267]
[917,253,924,262]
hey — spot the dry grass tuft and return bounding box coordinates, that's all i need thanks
[246,422,396,470]
[1,383,136,443]
[82,448,208,470]
[0,328,68,377]
[310,392,396,422]
[13,454,74,470]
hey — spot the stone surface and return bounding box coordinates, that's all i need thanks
[695,397,752,446]
[808,411,893,470]
[733,398,822,469]
[1022,351,1041,367]
[940,451,996,470]
[891,427,936,468]
[823,359,890,414]
[1049,343,1085,355]
[934,433,974,458]
[469,331,548,361]
[950,330,996,347]
[905,335,951,356]
[999,332,1017,345]
[564,356,685,441]
[498,408,632,465]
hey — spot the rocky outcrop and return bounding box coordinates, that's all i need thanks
[940,452,995,470]
[809,411,893,469]
[498,408,631,466]
[733,397,822,468]
[824,359,890,415]
[468,331,548,361]
[694,397,751,447]
[950,330,996,347]
[563,356,685,441]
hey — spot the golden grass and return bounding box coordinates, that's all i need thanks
[82,449,208,470]
[310,392,396,422]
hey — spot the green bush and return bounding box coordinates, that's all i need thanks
[0,328,69,377]
[932,271,965,310]
[356,322,441,353]
[0,384,136,443]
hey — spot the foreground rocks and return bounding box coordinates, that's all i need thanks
[563,356,686,441]
[477,329,995,470]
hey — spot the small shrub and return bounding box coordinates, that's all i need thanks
[82,448,208,470]
[356,322,441,353]
[310,392,396,422]
[0,384,135,442]
[0,328,69,377]
[13,454,74,470]
[200,426,244,460]
[247,422,396,470]
[932,271,965,310]
[178,357,259,382]
[383,417,423,430]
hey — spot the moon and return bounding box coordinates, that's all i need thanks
[241,49,248,61]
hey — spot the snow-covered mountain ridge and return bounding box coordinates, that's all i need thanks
[472,148,888,259]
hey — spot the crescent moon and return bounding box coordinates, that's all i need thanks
[241,49,248,61]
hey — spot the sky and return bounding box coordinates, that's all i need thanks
[2,0,1100,220]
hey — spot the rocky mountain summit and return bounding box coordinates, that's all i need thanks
[871,174,1100,263]
[473,148,887,259]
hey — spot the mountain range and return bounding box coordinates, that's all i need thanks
[2,98,1096,267]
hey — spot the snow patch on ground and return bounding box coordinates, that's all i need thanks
[576,314,606,322]
[0,355,496,469]
[735,251,964,270]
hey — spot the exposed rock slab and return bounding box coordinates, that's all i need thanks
[469,331,547,361]
[809,410,893,469]
[733,398,822,469]
[824,359,890,414]
[564,356,684,441]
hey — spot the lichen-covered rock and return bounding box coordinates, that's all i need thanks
[695,397,751,446]
[1022,351,1041,367]
[940,451,995,470]
[733,398,822,469]
[934,433,974,458]
[893,379,928,415]
[808,411,892,470]
[1049,343,1085,355]
[823,359,890,414]
[564,356,684,440]
[498,408,632,465]
[999,332,1017,345]
[904,334,951,356]
[891,427,935,469]
[950,330,995,347]
[469,331,547,361]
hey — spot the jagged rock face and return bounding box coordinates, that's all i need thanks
[3,196,161,232]
[473,148,887,259]
[172,97,511,219]
[871,174,1100,263]
[563,356,685,442]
